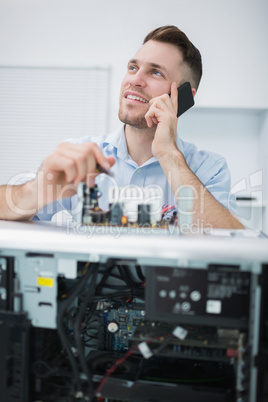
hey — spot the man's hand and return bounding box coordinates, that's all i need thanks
[0,142,115,221]
[36,142,115,210]
[145,82,179,160]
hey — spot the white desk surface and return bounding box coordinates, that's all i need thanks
[0,220,267,264]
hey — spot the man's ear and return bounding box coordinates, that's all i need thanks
[192,88,197,98]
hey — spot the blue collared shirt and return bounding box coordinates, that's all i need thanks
[34,125,236,221]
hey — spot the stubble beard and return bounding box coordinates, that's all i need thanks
[118,102,149,130]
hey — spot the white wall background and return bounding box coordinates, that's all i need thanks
[0,0,267,129]
[0,0,268,229]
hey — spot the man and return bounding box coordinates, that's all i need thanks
[0,25,243,229]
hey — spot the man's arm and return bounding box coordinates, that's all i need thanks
[0,142,115,221]
[145,82,244,229]
[0,181,38,221]
[158,150,244,229]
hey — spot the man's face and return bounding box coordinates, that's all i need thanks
[118,40,184,129]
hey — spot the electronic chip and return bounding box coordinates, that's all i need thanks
[133,318,141,327]
[118,315,128,323]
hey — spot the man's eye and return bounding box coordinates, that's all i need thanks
[153,70,162,76]
[129,66,137,71]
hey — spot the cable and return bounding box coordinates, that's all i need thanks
[94,344,139,397]
[98,271,127,281]
[135,265,145,282]
[98,284,132,290]
[96,262,116,296]
[58,261,144,398]
[32,359,58,378]
[97,262,144,295]
[152,335,174,354]
[94,332,173,397]
[92,292,145,302]
[117,264,143,289]
[94,260,144,300]
[57,262,98,395]
[73,264,99,397]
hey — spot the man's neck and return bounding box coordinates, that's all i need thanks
[124,124,156,166]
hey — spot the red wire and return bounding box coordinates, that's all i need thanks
[94,345,139,396]
[161,205,175,215]
[94,333,171,397]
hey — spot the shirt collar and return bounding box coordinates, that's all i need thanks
[102,123,186,164]
[102,125,148,165]
[103,125,126,156]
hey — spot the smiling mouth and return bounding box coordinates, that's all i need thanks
[126,94,148,103]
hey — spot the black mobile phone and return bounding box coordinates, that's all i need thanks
[177,81,195,117]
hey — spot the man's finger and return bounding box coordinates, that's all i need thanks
[170,82,178,115]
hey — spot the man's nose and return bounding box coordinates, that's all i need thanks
[129,69,146,88]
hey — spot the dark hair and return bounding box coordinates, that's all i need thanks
[143,25,202,90]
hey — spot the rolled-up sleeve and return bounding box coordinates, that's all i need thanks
[183,142,237,215]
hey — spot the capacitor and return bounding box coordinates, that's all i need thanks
[107,321,119,333]
[121,215,128,225]
[138,204,151,225]
[110,203,123,225]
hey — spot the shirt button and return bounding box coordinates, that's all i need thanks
[137,169,141,174]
